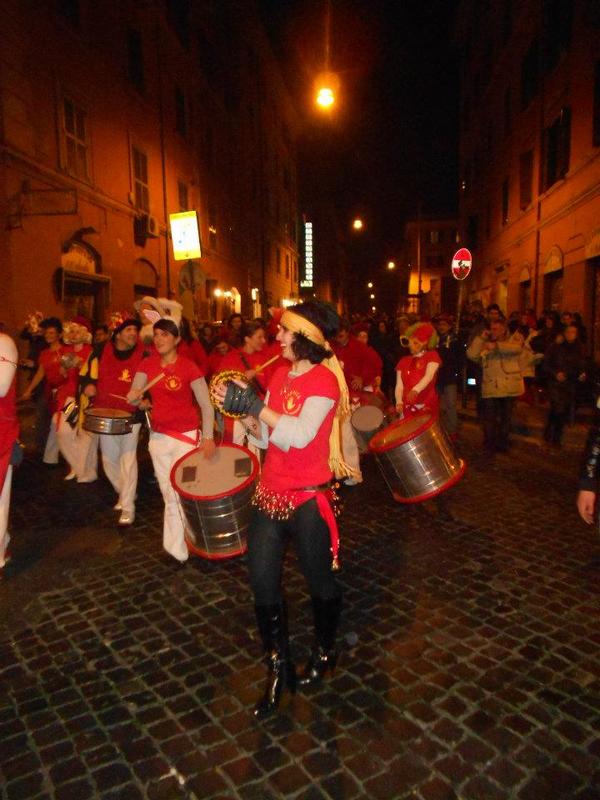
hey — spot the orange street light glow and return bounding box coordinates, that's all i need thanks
[316,86,335,109]
[387,261,396,269]
[352,218,364,230]
[367,282,373,288]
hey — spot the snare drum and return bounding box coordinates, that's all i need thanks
[369,412,465,503]
[171,443,259,560]
[83,407,134,435]
[351,405,385,453]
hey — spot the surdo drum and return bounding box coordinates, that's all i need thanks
[171,443,259,560]
[351,405,386,453]
[83,407,134,435]
[369,412,465,503]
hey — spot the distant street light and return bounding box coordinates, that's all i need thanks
[369,293,375,299]
[367,281,373,288]
[352,218,364,231]
[387,261,396,270]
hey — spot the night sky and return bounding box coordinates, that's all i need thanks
[258,0,459,264]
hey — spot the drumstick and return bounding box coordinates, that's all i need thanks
[127,371,165,402]
[109,392,129,402]
[142,371,165,392]
[253,354,280,373]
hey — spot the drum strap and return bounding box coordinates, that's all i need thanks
[161,428,200,446]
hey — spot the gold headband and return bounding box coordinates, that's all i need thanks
[280,310,327,348]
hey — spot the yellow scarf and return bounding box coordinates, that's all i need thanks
[280,310,356,478]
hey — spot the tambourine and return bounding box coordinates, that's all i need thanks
[208,370,248,418]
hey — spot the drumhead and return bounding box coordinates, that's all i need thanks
[85,407,132,419]
[351,405,384,432]
[171,443,259,500]
[369,412,433,452]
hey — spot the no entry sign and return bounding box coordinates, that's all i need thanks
[451,248,472,280]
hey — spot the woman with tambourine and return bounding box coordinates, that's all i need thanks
[213,300,353,718]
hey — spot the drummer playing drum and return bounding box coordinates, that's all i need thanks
[127,318,215,567]
[80,316,147,526]
[213,300,352,719]
[395,322,441,419]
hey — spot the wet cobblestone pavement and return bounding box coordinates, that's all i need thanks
[1,422,599,799]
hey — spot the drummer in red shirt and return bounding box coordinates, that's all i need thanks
[218,320,279,452]
[21,317,67,465]
[395,322,441,418]
[331,320,379,485]
[127,318,215,566]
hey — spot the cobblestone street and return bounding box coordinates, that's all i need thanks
[1,420,599,800]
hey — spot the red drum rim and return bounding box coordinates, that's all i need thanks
[185,534,248,560]
[391,460,466,503]
[170,442,260,501]
[369,412,434,453]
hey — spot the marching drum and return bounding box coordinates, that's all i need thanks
[83,407,134,435]
[351,405,386,453]
[369,412,465,503]
[171,443,260,560]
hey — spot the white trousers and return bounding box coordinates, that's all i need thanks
[43,417,59,464]
[55,411,98,481]
[148,430,197,562]
[100,423,141,513]
[340,415,362,481]
[0,466,12,568]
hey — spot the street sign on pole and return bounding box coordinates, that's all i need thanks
[451,248,472,280]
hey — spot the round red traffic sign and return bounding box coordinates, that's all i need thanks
[451,248,472,280]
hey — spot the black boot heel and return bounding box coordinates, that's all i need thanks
[298,595,342,689]
[298,647,337,687]
[253,602,295,719]
[254,655,297,718]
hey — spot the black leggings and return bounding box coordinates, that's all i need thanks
[247,499,341,606]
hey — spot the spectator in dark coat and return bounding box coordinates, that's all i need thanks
[542,325,586,446]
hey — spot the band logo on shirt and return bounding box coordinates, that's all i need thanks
[282,386,301,415]
[165,375,182,392]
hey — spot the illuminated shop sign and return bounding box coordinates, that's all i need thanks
[301,221,313,288]
[169,211,201,261]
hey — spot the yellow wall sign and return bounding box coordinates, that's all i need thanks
[169,211,201,261]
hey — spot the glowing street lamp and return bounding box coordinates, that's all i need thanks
[352,218,364,231]
[367,282,373,288]
[369,293,375,299]
[314,71,339,112]
[387,261,396,270]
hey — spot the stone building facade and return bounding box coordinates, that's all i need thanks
[0,0,300,335]
[456,0,600,349]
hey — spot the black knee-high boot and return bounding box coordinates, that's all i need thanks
[253,603,296,718]
[298,595,342,688]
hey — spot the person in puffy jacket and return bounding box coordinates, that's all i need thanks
[467,318,524,453]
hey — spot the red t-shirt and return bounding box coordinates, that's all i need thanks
[96,341,147,413]
[141,353,203,434]
[178,339,208,375]
[261,364,339,492]
[219,348,277,397]
[330,336,379,389]
[396,350,441,413]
